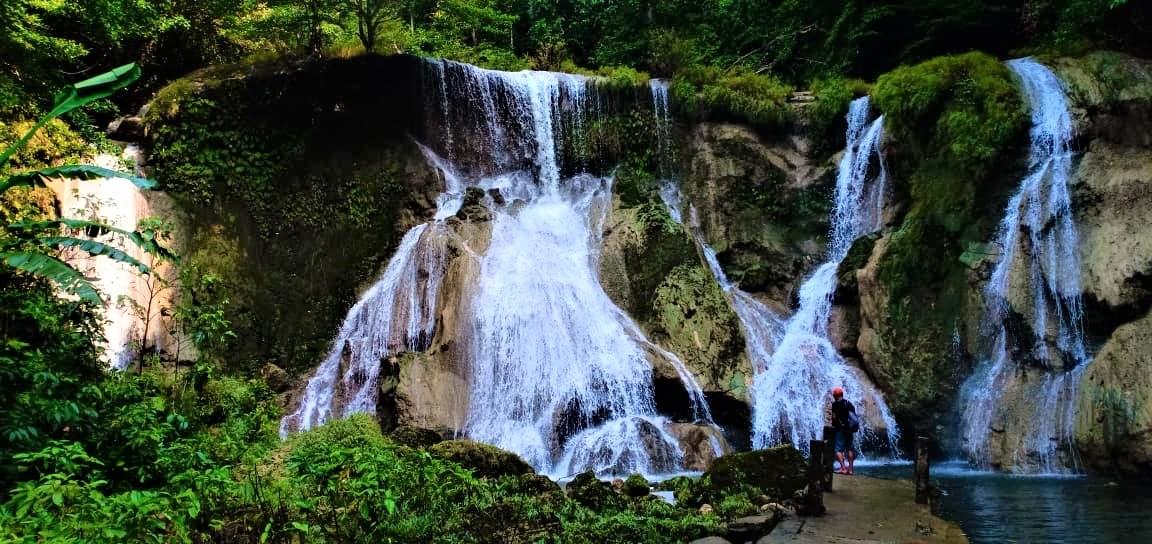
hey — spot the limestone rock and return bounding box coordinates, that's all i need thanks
[261,363,290,392]
[725,515,776,543]
[393,351,470,432]
[665,422,733,471]
[1073,140,1152,317]
[682,122,832,306]
[1075,309,1152,476]
[598,197,747,400]
[427,439,534,479]
[1051,52,1152,148]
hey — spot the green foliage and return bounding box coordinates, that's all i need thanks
[672,65,793,126]
[806,76,866,130]
[873,52,1027,298]
[1,64,169,304]
[874,52,1025,167]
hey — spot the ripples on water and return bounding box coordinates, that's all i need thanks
[860,462,1152,543]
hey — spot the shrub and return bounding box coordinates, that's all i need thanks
[873,52,1025,168]
[672,65,793,126]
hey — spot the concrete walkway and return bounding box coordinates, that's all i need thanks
[760,476,968,544]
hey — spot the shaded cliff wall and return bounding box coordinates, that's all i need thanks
[144,55,441,374]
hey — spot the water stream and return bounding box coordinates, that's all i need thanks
[957,58,1090,473]
[861,463,1152,543]
[749,97,899,454]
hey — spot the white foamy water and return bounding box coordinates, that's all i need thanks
[51,145,174,370]
[749,97,899,454]
[958,58,1089,473]
[283,60,713,477]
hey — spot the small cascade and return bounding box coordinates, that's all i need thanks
[279,222,449,435]
[51,145,173,369]
[749,97,899,454]
[283,60,713,477]
[958,58,1089,473]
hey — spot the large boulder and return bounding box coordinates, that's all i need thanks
[702,446,807,503]
[598,197,748,405]
[427,439,534,479]
[1051,51,1152,148]
[566,471,626,511]
[1075,309,1152,476]
[665,422,733,471]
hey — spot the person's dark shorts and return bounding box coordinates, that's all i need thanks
[835,428,855,452]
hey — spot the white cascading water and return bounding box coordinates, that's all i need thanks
[650,86,893,455]
[278,221,450,435]
[52,145,174,370]
[284,60,713,478]
[748,97,900,454]
[649,80,787,390]
[958,58,1089,473]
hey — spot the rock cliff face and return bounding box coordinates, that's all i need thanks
[681,123,832,311]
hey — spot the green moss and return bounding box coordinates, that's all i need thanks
[387,424,445,449]
[872,52,1028,325]
[427,439,535,479]
[623,474,651,497]
[809,76,871,127]
[567,471,626,511]
[145,57,428,374]
[874,52,1026,168]
[652,263,745,390]
[713,493,759,518]
[672,65,794,126]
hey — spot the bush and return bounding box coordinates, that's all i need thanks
[873,52,1025,168]
[672,65,793,126]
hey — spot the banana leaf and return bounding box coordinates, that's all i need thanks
[0,252,100,304]
[0,63,141,166]
[0,164,155,195]
[35,236,151,274]
[9,218,177,262]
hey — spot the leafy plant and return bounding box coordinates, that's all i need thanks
[1,63,171,304]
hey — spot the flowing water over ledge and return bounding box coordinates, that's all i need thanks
[861,463,1152,543]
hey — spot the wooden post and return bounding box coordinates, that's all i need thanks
[915,436,930,505]
[822,426,836,491]
[805,439,826,515]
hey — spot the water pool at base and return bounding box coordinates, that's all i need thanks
[859,462,1152,543]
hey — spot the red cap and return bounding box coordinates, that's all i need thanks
[832,387,844,397]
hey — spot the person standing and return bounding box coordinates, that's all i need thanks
[829,386,858,475]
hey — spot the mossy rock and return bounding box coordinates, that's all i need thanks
[702,446,807,503]
[386,425,445,449]
[566,471,626,511]
[427,439,534,479]
[652,263,746,392]
[623,473,651,497]
[507,473,564,498]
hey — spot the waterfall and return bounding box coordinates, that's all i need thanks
[51,145,175,370]
[650,78,788,387]
[749,97,899,454]
[283,59,713,478]
[650,88,895,455]
[958,58,1089,473]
